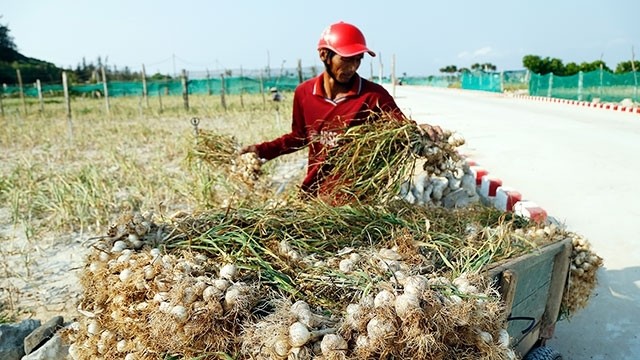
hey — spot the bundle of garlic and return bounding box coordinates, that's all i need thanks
[65,241,262,359]
[413,129,466,177]
[97,211,167,251]
[230,151,263,187]
[241,300,339,360]
[337,273,515,360]
[561,233,603,317]
[321,116,426,204]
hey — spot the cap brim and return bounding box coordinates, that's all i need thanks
[335,44,376,57]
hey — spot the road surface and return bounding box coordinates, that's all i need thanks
[390,85,640,360]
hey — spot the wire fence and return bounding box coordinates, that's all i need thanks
[1,65,637,105]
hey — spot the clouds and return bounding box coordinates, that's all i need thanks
[457,46,495,60]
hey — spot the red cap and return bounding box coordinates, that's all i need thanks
[317,22,376,57]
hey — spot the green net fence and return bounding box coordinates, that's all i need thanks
[3,65,637,105]
[0,67,321,98]
[529,70,639,103]
[460,70,528,93]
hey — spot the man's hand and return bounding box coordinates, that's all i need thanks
[239,145,258,155]
[418,123,444,141]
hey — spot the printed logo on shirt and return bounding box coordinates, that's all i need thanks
[308,129,339,148]
[318,130,339,148]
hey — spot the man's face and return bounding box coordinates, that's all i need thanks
[323,51,363,84]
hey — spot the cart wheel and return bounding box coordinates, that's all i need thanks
[524,346,562,360]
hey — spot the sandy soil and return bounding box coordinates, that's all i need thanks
[0,206,91,322]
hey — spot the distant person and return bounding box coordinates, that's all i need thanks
[270,87,283,102]
[241,21,442,201]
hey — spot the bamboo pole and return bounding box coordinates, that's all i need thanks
[220,73,227,111]
[259,71,266,110]
[16,69,27,115]
[101,66,110,115]
[240,66,244,109]
[378,51,383,84]
[36,79,44,113]
[632,46,638,102]
[62,71,73,142]
[181,69,189,111]
[0,86,4,117]
[577,71,583,101]
[599,64,604,99]
[297,59,303,84]
[391,54,396,98]
[141,64,149,108]
[158,86,163,113]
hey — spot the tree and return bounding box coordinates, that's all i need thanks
[439,65,457,74]
[564,62,580,76]
[522,55,565,75]
[614,61,640,73]
[0,16,17,53]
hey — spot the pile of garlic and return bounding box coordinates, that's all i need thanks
[562,234,603,315]
[67,242,260,359]
[242,300,341,359]
[339,273,515,359]
[231,151,263,186]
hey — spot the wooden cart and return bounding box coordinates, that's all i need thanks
[486,237,573,360]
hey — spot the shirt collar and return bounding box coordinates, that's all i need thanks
[312,73,362,100]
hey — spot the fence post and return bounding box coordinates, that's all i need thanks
[101,66,110,115]
[181,69,189,111]
[633,70,638,102]
[259,71,266,110]
[220,73,227,111]
[36,79,44,113]
[297,59,303,84]
[157,87,163,113]
[577,71,583,101]
[391,54,396,97]
[378,51,383,84]
[0,86,4,117]
[141,64,149,108]
[599,64,603,99]
[206,69,212,96]
[547,73,554,98]
[62,71,73,143]
[239,66,244,109]
[16,69,27,115]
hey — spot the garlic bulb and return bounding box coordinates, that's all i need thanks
[273,335,290,357]
[394,293,421,319]
[320,334,348,355]
[374,289,395,308]
[220,263,238,280]
[170,305,188,322]
[403,275,428,297]
[289,322,311,347]
[367,316,395,340]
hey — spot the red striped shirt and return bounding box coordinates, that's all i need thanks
[255,73,404,196]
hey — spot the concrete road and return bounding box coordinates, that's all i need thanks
[390,85,640,359]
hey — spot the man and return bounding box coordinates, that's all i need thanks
[241,21,441,199]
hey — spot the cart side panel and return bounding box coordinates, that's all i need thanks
[505,252,555,347]
[487,239,572,356]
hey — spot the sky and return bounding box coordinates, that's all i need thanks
[2,0,638,77]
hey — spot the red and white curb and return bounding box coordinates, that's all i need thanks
[512,95,640,115]
[465,159,548,224]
